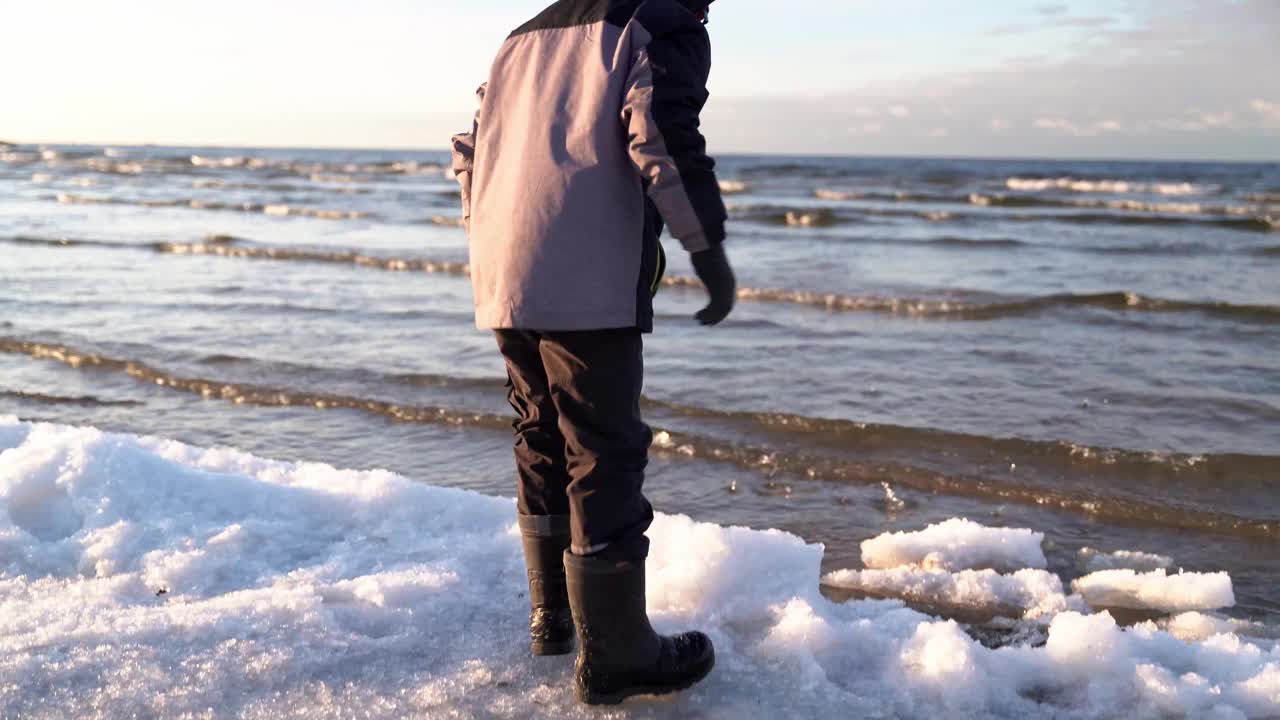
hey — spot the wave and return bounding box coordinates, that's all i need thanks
[7,235,1275,323]
[661,279,1280,324]
[810,187,1272,230]
[1022,212,1278,233]
[969,193,1266,218]
[0,389,141,407]
[1004,177,1212,196]
[1083,241,1217,256]
[0,337,512,431]
[189,178,372,195]
[2,234,472,275]
[927,236,1027,248]
[1257,246,1280,257]
[421,216,465,227]
[49,192,372,221]
[187,155,444,177]
[5,335,1276,541]
[728,204,849,227]
[5,148,448,179]
[154,241,472,275]
[731,203,953,226]
[815,189,982,207]
[738,200,1276,233]
[751,289,1280,323]
[740,162,865,180]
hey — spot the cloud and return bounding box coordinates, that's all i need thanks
[1249,99,1280,125]
[1032,118,1122,137]
[1035,2,1070,16]
[986,14,1114,36]
[708,0,1280,159]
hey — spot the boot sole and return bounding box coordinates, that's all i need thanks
[576,650,716,705]
[531,637,575,656]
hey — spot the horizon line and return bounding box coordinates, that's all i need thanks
[4,137,1278,166]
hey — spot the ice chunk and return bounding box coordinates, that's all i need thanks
[861,518,1047,572]
[1073,569,1235,613]
[1161,612,1256,642]
[1079,547,1174,574]
[824,566,1068,619]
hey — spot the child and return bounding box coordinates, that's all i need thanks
[451,0,732,706]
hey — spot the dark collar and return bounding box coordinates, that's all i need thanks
[675,0,711,13]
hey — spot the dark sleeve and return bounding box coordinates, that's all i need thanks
[622,4,726,252]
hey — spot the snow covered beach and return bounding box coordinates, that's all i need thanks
[1,417,1276,718]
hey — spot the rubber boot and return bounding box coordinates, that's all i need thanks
[518,514,575,656]
[564,550,715,705]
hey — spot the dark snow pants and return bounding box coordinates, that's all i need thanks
[495,329,654,562]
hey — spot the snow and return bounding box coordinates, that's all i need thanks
[860,517,1047,572]
[1,417,1277,719]
[1073,569,1236,613]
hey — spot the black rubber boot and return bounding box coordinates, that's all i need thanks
[564,550,715,705]
[518,514,575,656]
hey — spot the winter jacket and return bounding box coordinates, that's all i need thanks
[450,0,726,332]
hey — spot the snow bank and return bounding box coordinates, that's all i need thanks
[861,518,1047,572]
[1073,569,1236,613]
[1,418,1277,719]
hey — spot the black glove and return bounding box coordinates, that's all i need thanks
[690,243,735,326]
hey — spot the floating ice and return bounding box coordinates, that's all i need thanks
[823,567,1071,620]
[1079,547,1175,574]
[1158,612,1267,643]
[0,418,1276,719]
[1073,569,1236,613]
[861,517,1047,572]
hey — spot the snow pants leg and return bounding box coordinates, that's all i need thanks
[495,329,654,562]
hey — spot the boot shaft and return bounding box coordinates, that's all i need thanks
[519,514,574,656]
[563,550,660,670]
[519,514,570,608]
[563,549,715,705]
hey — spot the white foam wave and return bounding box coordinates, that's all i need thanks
[719,180,749,194]
[785,209,837,227]
[262,204,367,220]
[1,419,1276,719]
[815,189,863,201]
[55,192,114,205]
[1005,177,1209,196]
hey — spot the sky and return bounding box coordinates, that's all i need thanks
[3,0,1278,160]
